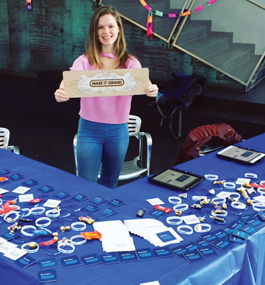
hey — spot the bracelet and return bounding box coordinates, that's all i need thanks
[30,207,45,215]
[228,192,241,201]
[57,242,75,254]
[173,204,189,212]
[168,196,182,205]
[21,242,39,253]
[35,217,52,228]
[177,225,193,235]
[257,188,265,195]
[166,216,183,225]
[231,201,247,210]
[192,196,207,201]
[71,222,86,231]
[21,225,37,236]
[223,182,236,189]
[211,209,228,217]
[21,208,31,217]
[245,173,258,179]
[70,235,87,245]
[252,202,265,212]
[211,197,226,205]
[204,174,218,181]
[46,209,60,218]
[194,223,211,233]
[260,180,265,187]
[4,211,20,223]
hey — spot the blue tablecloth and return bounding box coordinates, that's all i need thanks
[1,133,265,285]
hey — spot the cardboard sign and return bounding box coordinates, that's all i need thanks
[63,68,149,98]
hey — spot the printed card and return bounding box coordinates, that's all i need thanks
[38,185,54,194]
[38,269,57,283]
[136,248,156,261]
[38,258,59,270]
[118,251,139,262]
[153,247,174,258]
[81,254,102,266]
[71,194,89,203]
[61,255,81,268]
[107,198,125,207]
[90,196,107,205]
[14,255,37,269]
[182,249,204,263]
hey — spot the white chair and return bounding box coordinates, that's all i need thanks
[73,115,152,181]
[0,128,20,154]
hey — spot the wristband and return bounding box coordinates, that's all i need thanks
[211,197,226,205]
[177,225,193,235]
[71,222,86,231]
[260,180,265,187]
[173,204,189,212]
[35,217,52,228]
[168,196,182,205]
[252,202,265,212]
[46,209,60,218]
[57,242,75,254]
[244,173,258,179]
[70,235,87,245]
[4,211,20,223]
[257,188,265,195]
[21,208,31,217]
[194,223,211,233]
[166,216,183,225]
[223,182,236,189]
[231,201,246,210]
[204,174,218,181]
[21,225,37,236]
[21,242,39,253]
[192,196,207,201]
[30,207,45,215]
[228,192,241,201]
[211,209,228,217]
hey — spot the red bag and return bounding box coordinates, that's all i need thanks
[176,124,242,164]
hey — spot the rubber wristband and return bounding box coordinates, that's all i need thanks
[192,196,207,201]
[168,196,182,205]
[4,211,20,223]
[211,209,228,217]
[257,188,265,195]
[244,173,258,179]
[177,225,193,235]
[194,223,211,233]
[228,192,241,201]
[30,207,45,215]
[204,174,218,181]
[223,182,236,189]
[57,242,75,254]
[21,242,39,253]
[21,208,31,217]
[21,225,36,236]
[173,204,189,212]
[70,235,87,245]
[46,209,60,218]
[231,201,246,210]
[35,217,52,228]
[166,216,183,225]
[211,197,226,205]
[252,202,265,212]
[71,222,86,231]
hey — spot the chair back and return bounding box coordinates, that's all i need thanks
[0,128,10,149]
[128,115,141,137]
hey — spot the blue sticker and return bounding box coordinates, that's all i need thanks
[197,246,217,257]
[148,210,165,219]
[196,239,210,247]
[23,179,38,186]
[54,191,70,199]
[72,194,89,203]
[171,246,187,258]
[38,269,57,283]
[182,249,204,263]
[118,251,139,262]
[107,198,125,207]
[82,204,99,214]
[153,247,173,258]
[213,230,228,239]
[156,231,177,243]
[201,233,217,243]
[100,253,120,264]
[81,254,102,266]
[39,185,54,193]
[185,242,199,252]
[10,174,24,181]
[91,196,107,205]
[136,248,155,260]
[212,238,233,251]
[38,258,58,270]
[99,208,117,217]
[0,169,10,175]
[61,255,81,268]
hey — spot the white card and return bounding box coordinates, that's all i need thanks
[216,191,233,198]
[4,247,27,260]
[13,186,31,194]
[0,237,7,245]
[140,282,160,285]
[146,198,164,206]
[0,188,9,194]
[0,241,17,254]
[43,199,61,208]
[236,178,250,185]
[253,196,265,202]
[182,214,201,225]
[19,194,34,202]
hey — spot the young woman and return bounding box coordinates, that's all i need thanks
[54,5,158,188]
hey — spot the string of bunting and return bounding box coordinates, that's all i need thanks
[140,0,219,39]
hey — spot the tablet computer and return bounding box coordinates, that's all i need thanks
[216,145,265,164]
[148,168,205,191]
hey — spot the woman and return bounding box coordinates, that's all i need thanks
[54,5,158,188]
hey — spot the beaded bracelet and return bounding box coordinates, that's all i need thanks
[35,217,52,228]
[177,225,193,235]
[70,235,87,245]
[194,223,211,233]
[71,222,86,231]
[166,216,183,225]
[168,196,182,205]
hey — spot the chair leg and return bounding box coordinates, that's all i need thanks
[178,110,182,138]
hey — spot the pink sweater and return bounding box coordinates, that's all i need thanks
[70,54,142,124]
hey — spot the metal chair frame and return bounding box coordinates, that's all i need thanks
[73,115,152,181]
[0,128,20,154]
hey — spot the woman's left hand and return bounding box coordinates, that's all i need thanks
[145,83,159,97]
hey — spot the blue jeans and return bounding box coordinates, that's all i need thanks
[76,118,129,188]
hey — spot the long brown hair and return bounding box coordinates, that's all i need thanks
[85,5,130,68]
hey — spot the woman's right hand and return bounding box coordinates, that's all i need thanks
[54,88,70,103]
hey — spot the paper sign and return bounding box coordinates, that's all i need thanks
[63,68,149,98]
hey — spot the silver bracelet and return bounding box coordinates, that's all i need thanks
[168,196,182,205]
[194,223,211,233]
[71,221,86,231]
[21,242,39,253]
[70,235,87,245]
[177,225,193,235]
[166,216,183,225]
[35,217,52,228]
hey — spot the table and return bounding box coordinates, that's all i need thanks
[1,133,265,285]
